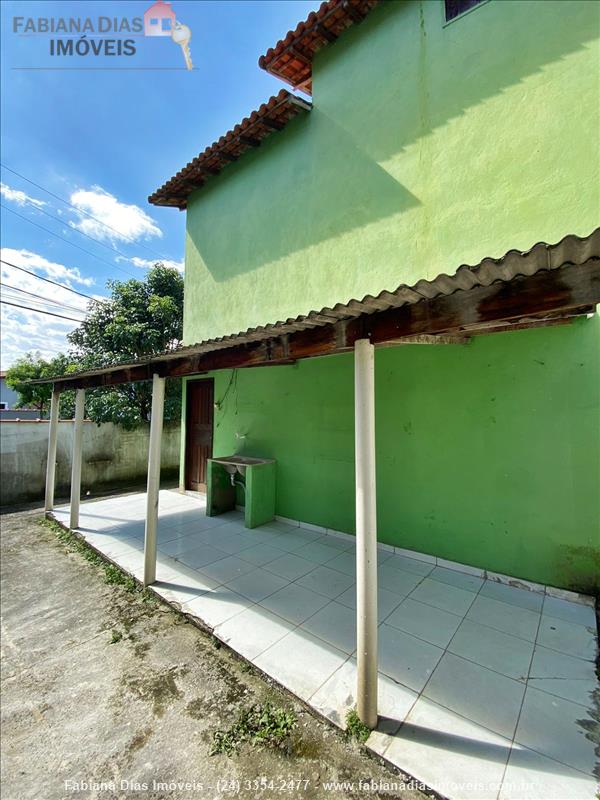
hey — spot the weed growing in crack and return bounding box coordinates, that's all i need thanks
[110,629,123,644]
[211,703,297,756]
[345,709,371,743]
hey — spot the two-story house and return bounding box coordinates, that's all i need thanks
[39,0,599,767]
[145,0,598,594]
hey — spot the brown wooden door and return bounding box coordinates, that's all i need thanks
[185,379,214,492]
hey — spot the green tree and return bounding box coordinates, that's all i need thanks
[67,264,184,429]
[5,353,74,416]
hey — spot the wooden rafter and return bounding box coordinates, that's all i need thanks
[44,260,600,391]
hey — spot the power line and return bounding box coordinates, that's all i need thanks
[19,196,152,267]
[1,162,172,262]
[0,258,100,302]
[1,299,85,322]
[0,282,89,314]
[1,204,139,278]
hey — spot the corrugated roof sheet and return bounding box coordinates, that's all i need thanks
[148,90,311,209]
[38,229,599,383]
[258,0,380,94]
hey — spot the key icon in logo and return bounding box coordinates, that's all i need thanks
[171,20,192,70]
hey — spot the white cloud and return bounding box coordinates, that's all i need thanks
[69,186,162,243]
[0,247,95,287]
[0,249,93,369]
[129,255,184,273]
[1,182,46,208]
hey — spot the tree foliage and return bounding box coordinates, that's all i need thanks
[67,265,184,429]
[7,265,184,429]
[5,353,75,416]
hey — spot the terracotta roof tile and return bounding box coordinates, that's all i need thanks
[148,90,311,209]
[258,0,380,94]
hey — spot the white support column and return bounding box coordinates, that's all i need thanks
[69,388,85,530]
[144,373,165,586]
[44,387,61,512]
[354,338,378,729]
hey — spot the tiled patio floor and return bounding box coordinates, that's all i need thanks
[52,490,599,800]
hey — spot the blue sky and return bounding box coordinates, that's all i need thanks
[0,0,315,368]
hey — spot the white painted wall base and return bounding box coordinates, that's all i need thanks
[274,515,595,607]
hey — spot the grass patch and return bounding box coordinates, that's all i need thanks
[211,703,297,756]
[345,708,371,743]
[39,517,138,595]
[110,629,123,644]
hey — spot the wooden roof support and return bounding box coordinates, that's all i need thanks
[46,259,599,392]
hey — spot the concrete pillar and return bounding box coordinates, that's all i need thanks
[69,389,85,529]
[144,373,165,586]
[44,387,61,512]
[354,338,378,729]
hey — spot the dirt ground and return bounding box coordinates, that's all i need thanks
[1,509,431,800]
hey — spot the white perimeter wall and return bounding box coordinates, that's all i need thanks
[0,420,180,506]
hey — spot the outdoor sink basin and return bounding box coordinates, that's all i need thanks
[211,455,274,477]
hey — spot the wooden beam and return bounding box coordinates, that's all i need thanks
[239,134,261,148]
[40,260,600,390]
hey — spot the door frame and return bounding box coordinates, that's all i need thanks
[184,377,214,493]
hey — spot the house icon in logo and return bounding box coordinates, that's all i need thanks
[144,0,176,37]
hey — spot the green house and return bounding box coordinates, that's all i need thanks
[151,0,599,594]
[42,0,600,598]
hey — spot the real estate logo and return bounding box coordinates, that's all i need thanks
[144,1,193,70]
[12,0,193,71]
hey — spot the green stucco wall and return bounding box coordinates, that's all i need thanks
[181,318,600,593]
[178,0,600,592]
[183,0,600,344]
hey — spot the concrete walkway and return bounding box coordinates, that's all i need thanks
[52,490,599,800]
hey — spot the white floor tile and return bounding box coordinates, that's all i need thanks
[177,543,229,570]
[383,696,513,800]
[528,645,598,706]
[295,540,347,563]
[336,584,404,623]
[542,595,597,627]
[214,605,294,661]
[377,564,423,596]
[384,553,434,577]
[254,628,347,702]
[300,601,356,654]
[429,566,484,593]
[224,567,288,603]
[536,616,597,661]
[263,553,318,581]
[409,578,477,617]
[236,542,286,566]
[200,555,256,584]
[500,745,598,800]
[480,581,544,613]
[295,565,354,600]
[259,582,330,625]
[310,659,417,735]
[159,531,212,557]
[182,588,251,628]
[423,652,525,739]
[378,623,444,692]
[324,551,357,576]
[153,564,219,604]
[467,595,540,642]
[448,619,534,681]
[515,686,597,775]
[385,597,463,648]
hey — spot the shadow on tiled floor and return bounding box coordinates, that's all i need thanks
[52,490,599,800]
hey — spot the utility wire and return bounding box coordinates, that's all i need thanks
[0,282,88,314]
[18,196,154,267]
[1,162,173,262]
[0,259,101,302]
[1,205,139,278]
[1,299,85,322]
